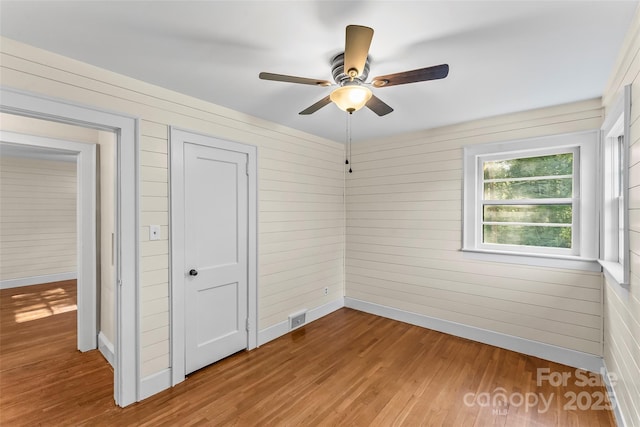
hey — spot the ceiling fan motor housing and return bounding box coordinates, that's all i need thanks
[331,52,370,86]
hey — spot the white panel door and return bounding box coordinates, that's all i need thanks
[184,142,248,374]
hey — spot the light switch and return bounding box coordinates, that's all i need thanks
[149,225,161,241]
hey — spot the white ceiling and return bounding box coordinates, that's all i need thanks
[0,1,636,143]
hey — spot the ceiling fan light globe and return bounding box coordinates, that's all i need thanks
[330,85,372,113]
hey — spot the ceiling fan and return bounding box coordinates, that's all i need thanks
[259,25,449,116]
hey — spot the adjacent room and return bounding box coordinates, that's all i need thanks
[0,1,638,426]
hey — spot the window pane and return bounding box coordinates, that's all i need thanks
[483,205,572,223]
[617,135,624,198]
[483,225,571,248]
[483,153,573,179]
[619,196,624,264]
[484,178,572,200]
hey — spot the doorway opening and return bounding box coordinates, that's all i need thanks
[0,129,96,350]
[0,87,138,406]
[0,116,117,411]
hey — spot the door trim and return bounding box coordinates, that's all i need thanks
[170,127,258,386]
[0,131,97,351]
[0,86,139,407]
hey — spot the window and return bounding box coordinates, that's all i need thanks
[463,131,598,270]
[480,148,578,253]
[600,85,631,286]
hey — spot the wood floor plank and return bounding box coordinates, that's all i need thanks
[0,281,616,426]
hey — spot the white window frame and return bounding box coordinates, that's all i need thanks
[600,84,631,287]
[463,131,599,271]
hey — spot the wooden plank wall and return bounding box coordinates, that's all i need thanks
[602,4,640,425]
[0,37,345,379]
[0,114,102,286]
[346,98,605,356]
[0,156,76,281]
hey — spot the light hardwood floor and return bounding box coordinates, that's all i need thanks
[0,280,615,426]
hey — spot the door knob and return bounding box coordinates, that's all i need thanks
[189,269,198,276]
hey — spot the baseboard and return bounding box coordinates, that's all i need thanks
[98,331,114,367]
[345,297,604,373]
[0,272,77,289]
[602,360,628,427]
[139,368,171,401]
[258,297,344,346]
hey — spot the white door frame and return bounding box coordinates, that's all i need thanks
[0,86,139,407]
[0,132,97,351]
[169,127,258,386]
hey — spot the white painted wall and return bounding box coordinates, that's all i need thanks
[0,114,96,288]
[0,153,77,283]
[0,112,101,142]
[346,98,604,356]
[0,36,345,379]
[602,5,640,426]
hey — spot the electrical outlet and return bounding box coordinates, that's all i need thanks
[323,287,329,296]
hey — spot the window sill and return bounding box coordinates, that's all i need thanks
[461,248,601,271]
[598,260,630,289]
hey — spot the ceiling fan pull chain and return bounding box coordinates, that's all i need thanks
[348,112,353,173]
[345,111,349,165]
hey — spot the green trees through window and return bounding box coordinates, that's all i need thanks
[481,153,574,249]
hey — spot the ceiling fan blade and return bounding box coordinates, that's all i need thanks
[366,94,394,116]
[259,72,332,87]
[344,25,374,78]
[371,64,449,88]
[299,96,332,115]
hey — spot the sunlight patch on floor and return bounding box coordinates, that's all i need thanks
[11,287,77,323]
